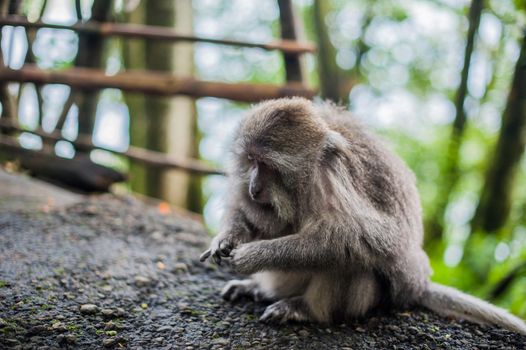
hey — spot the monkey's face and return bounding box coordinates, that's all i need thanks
[235,147,296,221]
[232,98,329,221]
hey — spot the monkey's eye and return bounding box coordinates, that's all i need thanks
[247,154,254,161]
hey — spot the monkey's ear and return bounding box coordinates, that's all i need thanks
[325,130,349,153]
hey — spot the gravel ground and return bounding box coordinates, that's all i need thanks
[1,172,525,349]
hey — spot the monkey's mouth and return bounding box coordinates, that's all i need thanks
[256,202,273,210]
[251,197,273,208]
[249,195,273,209]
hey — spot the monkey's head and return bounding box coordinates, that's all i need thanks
[231,97,347,222]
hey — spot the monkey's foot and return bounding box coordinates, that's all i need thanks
[221,279,268,302]
[260,297,312,324]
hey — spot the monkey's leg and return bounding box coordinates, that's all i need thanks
[222,271,309,302]
[252,271,310,300]
[343,272,381,318]
[260,296,312,323]
[221,279,269,302]
[303,273,349,323]
[302,272,380,323]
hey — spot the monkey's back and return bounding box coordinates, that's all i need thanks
[315,101,431,305]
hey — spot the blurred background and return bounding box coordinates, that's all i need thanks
[1,0,526,318]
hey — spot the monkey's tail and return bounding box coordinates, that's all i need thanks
[418,282,526,335]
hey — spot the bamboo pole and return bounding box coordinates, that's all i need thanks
[0,65,316,102]
[0,119,224,175]
[0,15,316,54]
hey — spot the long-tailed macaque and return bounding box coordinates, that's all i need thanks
[200,97,526,334]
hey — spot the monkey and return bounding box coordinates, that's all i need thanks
[200,97,526,334]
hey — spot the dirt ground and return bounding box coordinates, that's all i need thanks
[1,170,525,349]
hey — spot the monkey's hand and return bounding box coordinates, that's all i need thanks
[229,242,261,275]
[199,233,236,265]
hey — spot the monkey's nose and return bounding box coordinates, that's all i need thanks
[249,186,261,200]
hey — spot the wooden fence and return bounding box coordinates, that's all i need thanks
[0,0,316,191]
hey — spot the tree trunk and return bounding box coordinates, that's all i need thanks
[312,0,369,105]
[312,0,347,104]
[277,0,306,83]
[122,1,148,195]
[425,0,484,246]
[75,0,113,143]
[123,0,200,210]
[470,33,526,233]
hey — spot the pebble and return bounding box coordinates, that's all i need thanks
[51,322,66,332]
[134,276,151,287]
[28,325,47,335]
[83,205,97,215]
[211,337,230,346]
[4,339,18,346]
[152,231,164,241]
[80,304,99,315]
[157,326,173,332]
[174,327,185,333]
[57,334,76,345]
[114,307,126,317]
[172,263,189,274]
[395,333,408,341]
[101,308,115,318]
[408,326,420,334]
[387,325,401,333]
[298,330,310,337]
[103,338,117,348]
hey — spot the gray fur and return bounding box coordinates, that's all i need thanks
[200,97,526,334]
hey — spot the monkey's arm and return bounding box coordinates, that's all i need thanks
[200,209,257,264]
[229,218,400,274]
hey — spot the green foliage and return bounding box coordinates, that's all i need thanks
[513,0,526,11]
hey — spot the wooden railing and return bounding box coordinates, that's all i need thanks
[0,15,316,54]
[0,65,315,102]
[0,0,315,191]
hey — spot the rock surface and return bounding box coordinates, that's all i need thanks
[1,170,525,349]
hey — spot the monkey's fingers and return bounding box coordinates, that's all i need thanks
[212,253,223,266]
[221,282,243,302]
[218,241,233,257]
[260,307,287,324]
[199,249,212,262]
